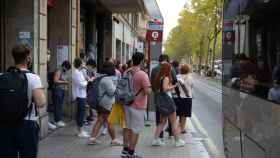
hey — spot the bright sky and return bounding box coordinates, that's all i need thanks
[156,0,189,41]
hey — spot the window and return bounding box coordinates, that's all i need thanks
[225,12,280,103]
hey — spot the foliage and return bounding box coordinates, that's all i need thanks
[165,0,223,66]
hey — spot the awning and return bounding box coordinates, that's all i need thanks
[99,0,145,12]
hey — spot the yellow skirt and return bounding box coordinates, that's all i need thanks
[108,103,127,128]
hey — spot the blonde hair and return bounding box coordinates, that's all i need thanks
[180,64,191,74]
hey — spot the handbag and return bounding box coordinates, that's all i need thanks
[155,77,176,116]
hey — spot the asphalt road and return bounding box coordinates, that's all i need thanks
[192,75,224,157]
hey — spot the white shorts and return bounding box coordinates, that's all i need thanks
[124,106,145,134]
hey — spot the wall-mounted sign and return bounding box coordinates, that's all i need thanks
[147,30,163,42]
[19,32,31,39]
[147,23,163,31]
[57,45,69,67]
[224,31,235,45]
[48,0,56,7]
[18,31,33,48]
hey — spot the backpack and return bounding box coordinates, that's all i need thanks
[0,67,30,124]
[115,70,142,106]
[87,75,107,109]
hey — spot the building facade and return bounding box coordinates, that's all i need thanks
[0,0,161,138]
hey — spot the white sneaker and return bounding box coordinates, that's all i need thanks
[152,138,165,146]
[56,121,66,127]
[175,139,185,147]
[48,122,57,130]
[78,131,90,138]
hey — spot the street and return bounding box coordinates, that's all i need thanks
[192,74,224,158]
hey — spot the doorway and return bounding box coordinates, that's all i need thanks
[0,0,6,72]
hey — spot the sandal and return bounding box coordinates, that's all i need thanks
[111,139,123,146]
[88,137,101,145]
[181,129,187,134]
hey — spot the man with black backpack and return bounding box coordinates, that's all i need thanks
[0,44,46,158]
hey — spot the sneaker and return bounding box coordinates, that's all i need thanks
[88,137,102,145]
[152,138,165,146]
[78,131,90,138]
[175,139,185,147]
[48,122,57,130]
[126,154,142,158]
[120,150,128,158]
[56,121,66,127]
[84,121,92,126]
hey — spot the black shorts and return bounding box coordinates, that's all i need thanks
[96,106,111,114]
[173,98,192,117]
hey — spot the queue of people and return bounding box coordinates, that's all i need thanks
[0,44,194,158]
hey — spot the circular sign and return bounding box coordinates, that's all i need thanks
[151,31,159,39]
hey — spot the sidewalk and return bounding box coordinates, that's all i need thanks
[38,116,210,158]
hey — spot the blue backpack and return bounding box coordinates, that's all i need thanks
[87,75,106,109]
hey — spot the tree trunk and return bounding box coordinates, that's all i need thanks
[205,37,211,74]
[212,31,218,76]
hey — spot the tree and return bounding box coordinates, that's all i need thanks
[165,0,223,73]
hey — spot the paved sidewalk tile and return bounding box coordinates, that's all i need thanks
[39,121,207,158]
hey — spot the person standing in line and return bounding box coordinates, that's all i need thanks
[53,61,71,127]
[152,63,185,147]
[172,60,180,75]
[81,59,97,124]
[173,64,194,133]
[46,49,58,130]
[72,58,92,138]
[0,44,46,158]
[121,52,151,158]
[88,61,122,145]
[151,54,176,139]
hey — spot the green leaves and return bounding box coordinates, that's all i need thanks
[165,0,222,64]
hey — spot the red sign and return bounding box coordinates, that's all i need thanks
[48,0,56,7]
[146,30,163,42]
[224,31,235,44]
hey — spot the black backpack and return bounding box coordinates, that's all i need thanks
[0,67,30,124]
[87,75,108,109]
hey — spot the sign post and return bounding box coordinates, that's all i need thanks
[145,21,163,122]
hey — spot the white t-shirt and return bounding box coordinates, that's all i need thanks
[72,69,88,99]
[22,69,43,121]
[175,74,194,98]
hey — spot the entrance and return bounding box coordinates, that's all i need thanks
[0,0,6,72]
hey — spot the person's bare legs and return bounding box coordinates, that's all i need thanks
[180,116,187,132]
[123,128,130,147]
[168,112,180,141]
[91,114,104,138]
[104,114,116,141]
[129,130,140,150]
[154,117,168,138]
